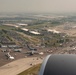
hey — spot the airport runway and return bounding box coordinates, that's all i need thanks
[0,57,43,75]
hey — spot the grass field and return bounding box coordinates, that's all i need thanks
[0,25,16,30]
[18,64,41,75]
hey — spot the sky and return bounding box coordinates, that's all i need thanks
[0,0,76,13]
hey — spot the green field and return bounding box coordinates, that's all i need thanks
[0,25,16,30]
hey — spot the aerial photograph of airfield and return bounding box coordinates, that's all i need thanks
[0,13,76,75]
[1,0,76,74]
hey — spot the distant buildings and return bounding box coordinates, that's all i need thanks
[21,28,41,35]
[3,23,28,28]
[1,42,17,48]
[21,28,29,31]
[29,31,41,35]
[47,29,60,34]
[17,23,28,26]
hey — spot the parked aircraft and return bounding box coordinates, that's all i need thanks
[5,52,14,60]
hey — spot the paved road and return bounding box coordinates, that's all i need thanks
[0,57,43,75]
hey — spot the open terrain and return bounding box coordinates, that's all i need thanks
[0,57,43,75]
[51,24,76,37]
[0,14,76,75]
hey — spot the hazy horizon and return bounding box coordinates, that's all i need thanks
[0,0,76,13]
